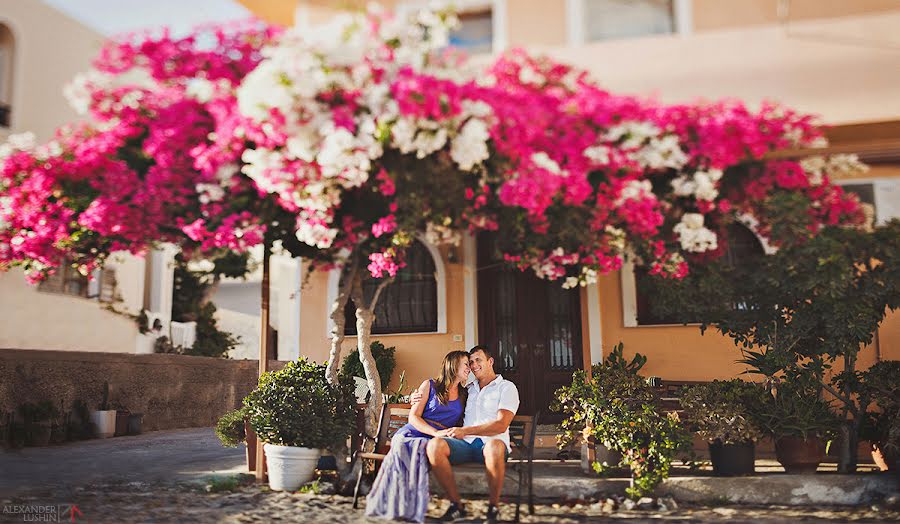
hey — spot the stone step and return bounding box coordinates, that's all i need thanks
[432,464,898,506]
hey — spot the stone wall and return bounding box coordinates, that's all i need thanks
[0,349,287,431]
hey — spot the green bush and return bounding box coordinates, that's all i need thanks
[860,360,900,453]
[216,408,247,448]
[680,380,767,444]
[756,375,838,440]
[554,346,690,499]
[244,358,355,450]
[340,340,396,391]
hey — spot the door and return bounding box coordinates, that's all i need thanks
[476,235,584,422]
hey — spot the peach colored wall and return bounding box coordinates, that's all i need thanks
[0,268,140,353]
[506,0,566,47]
[595,270,749,381]
[692,0,900,32]
[300,247,470,392]
[0,0,102,142]
[236,0,298,26]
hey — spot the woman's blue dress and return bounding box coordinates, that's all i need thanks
[365,380,463,522]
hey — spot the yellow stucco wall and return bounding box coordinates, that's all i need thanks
[300,248,471,392]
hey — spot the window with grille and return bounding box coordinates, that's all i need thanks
[634,222,765,325]
[345,241,438,335]
[583,0,675,42]
[39,262,117,303]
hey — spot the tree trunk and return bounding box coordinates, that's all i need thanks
[837,352,860,473]
[325,258,358,385]
[350,271,395,438]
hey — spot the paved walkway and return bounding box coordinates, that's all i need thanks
[0,428,245,498]
[1,428,898,523]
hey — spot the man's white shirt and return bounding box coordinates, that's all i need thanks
[463,374,520,451]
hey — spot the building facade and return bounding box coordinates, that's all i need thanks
[236,0,900,420]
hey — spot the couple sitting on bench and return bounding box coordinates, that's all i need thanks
[366,345,520,524]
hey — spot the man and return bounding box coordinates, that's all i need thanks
[412,345,520,523]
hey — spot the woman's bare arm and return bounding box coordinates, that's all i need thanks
[407,380,440,437]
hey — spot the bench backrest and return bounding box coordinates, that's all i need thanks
[366,399,539,461]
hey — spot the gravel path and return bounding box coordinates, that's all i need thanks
[2,428,898,523]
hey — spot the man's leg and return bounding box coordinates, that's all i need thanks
[483,439,507,506]
[426,438,462,505]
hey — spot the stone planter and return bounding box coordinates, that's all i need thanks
[91,410,117,438]
[775,436,825,474]
[263,443,321,491]
[709,440,755,476]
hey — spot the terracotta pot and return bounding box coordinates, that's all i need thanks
[775,436,825,474]
[709,440,756,476]
[245,419,257,472]
[114,410,130,437]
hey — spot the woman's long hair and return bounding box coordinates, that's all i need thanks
[433,350,469,407]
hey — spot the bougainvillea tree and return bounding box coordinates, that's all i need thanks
[1,5,864,435]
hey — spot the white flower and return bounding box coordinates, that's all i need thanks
[518,66,544,86]
[451,118,490,171]
[801,154,867,186]
[673,213,718,253]
[633,134,688,170]
[617,179,654,204]
[531,152,562,175]
[424,221,461,246]
[0,132,36,159]
[583,145,610,164]
[606,121,660,149]
[196,183,226,204]
[63,70,112,114]
[562,276,580,289]
[185,78,216,103]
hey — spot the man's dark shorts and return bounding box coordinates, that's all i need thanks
[443,437,509,465]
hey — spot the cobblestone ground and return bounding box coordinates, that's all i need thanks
[2,478,898,524]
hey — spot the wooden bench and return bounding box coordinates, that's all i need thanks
[352,400,539,522]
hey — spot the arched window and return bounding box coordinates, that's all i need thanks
[344,240,439,335]
[0,23,13,127]
[634,222,765,325]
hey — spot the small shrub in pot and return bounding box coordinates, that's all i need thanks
[243,358,355,491]
[680,380,767,475]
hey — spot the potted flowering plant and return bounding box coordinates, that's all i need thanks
[680,380,767,475]
[555,346,691,498]
[244,358,356,491]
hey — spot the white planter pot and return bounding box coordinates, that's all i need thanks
[263,443,321,491]
[91,410,117,438]
[134,333,157,354]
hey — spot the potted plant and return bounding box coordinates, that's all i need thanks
[680,380,767,475]
[554,345,691,499]
[244,358,356,491]
[756,375,837,474]
[859,360,900,471]
[91,382,117,438]
[216,407,256,470]
[18,401,57,446]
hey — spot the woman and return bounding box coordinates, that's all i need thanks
[365,350,470,523]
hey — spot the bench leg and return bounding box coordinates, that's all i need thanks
[527,463,535,514]
[515,466,523,522]
[352,460,365,509]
